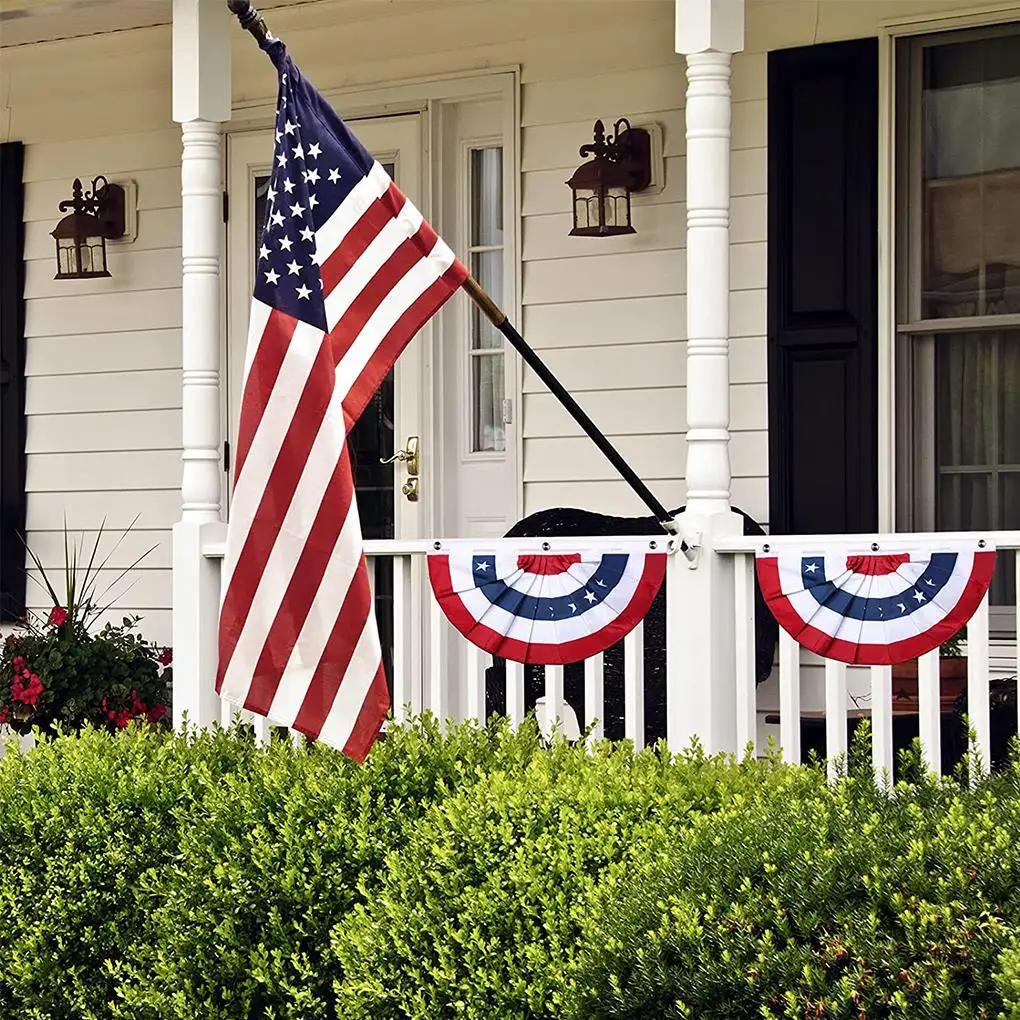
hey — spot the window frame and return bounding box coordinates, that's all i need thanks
[894,21,1020,628]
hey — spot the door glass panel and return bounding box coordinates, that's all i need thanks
[253,161,397,685]
[467,146,505,453]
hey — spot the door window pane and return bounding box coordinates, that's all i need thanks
[921,35,1020,318]
[468,146,505,453]
[472,353,505,453]
[471,147,503,246]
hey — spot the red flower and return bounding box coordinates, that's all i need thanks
[147,704,167,724]
[48,606,68,627]
[115,708,132,729]
[0,708,8,725]
[159,647,173,667]
[11,673,43,707]
[12,656,23,669]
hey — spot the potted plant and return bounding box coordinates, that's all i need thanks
[890,625,967,715]
[0,521,172,737]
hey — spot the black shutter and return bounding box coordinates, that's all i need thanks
[767,39,878,535]
[0,142,27,620]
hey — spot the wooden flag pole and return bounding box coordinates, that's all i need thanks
[226,0,678,534]
[227,0,271,46]
[462,276,676,531]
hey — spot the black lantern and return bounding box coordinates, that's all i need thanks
[51,176,125,280]
[566,118,652,237]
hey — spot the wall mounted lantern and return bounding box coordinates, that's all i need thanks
[51,176,125,280]
[566,118,652,237]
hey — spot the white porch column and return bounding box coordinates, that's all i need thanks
[668,0,745,756]
[171,0,231,731]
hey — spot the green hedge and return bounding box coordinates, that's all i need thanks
[1,719,1019,1019]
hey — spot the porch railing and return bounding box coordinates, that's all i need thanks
[716,531,1020,780]
[189,528,1019,778]
[197,534,666,750]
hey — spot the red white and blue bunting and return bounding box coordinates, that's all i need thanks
[755,539,996,665]
[427,538,668,665]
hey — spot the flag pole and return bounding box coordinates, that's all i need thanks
[225,0,679,535]
[461,276,676,530]
[227,0,271,47]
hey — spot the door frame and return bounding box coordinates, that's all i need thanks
[221,68,524,538]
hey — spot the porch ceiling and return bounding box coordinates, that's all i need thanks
[0,0,170,47]
[0,0,486,48]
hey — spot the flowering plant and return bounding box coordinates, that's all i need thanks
[0,521,171,736]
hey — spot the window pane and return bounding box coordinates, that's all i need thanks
[921,34,1020,318]
[472,353,505,453]
[470,249,503,349]
[932,329,1020,605]
[935,331,1020,469]
[937,471,993,531]
[1001,477,1019,605]
[471,147,502,246]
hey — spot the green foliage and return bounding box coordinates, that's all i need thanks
[0,521,170,735]
[572,755,1020,1019]
[1,720,1020,1020]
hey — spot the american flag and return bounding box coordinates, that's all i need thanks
[216,38,467,759]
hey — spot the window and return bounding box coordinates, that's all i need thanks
[897,27,1020,608]
[467,146,505,453]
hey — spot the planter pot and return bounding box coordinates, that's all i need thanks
[890,656,967,715]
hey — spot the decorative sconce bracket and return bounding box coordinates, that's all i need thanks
[578,118,652,192]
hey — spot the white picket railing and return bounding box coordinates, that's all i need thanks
[193,529,1019,777]
[716,530,1020,780]
[199,534,674,750]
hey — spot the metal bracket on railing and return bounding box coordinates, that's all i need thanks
[679,530,701,568]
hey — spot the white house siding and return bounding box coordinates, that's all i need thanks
[4,26,179,645]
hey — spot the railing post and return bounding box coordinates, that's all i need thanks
[171,0,230,731]
[668,0,745,757]
[172,522,225,731]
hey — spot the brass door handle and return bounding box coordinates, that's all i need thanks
[380,435,419,477]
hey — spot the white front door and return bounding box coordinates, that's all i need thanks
[226,114,431,703]
[226,114,428,541]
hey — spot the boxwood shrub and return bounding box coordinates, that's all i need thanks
[1,718,1019,1020]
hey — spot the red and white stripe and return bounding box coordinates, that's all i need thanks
[217,161,467,759]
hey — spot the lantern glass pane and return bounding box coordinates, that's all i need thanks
[85,238,106,275]
[573,187,598,230]
[57,238,79,277]
[608,187,631,229]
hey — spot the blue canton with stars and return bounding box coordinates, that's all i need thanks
[469,554,628,621]
[253,40,380,333]
[801,553,956,621]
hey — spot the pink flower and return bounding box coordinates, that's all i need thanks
[12,656,23,669]
[146,704,167,724]
[48,606,68,627]
[159,647,173,667]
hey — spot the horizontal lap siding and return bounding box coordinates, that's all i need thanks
[5,27,178,645]
[521,38,769,525]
